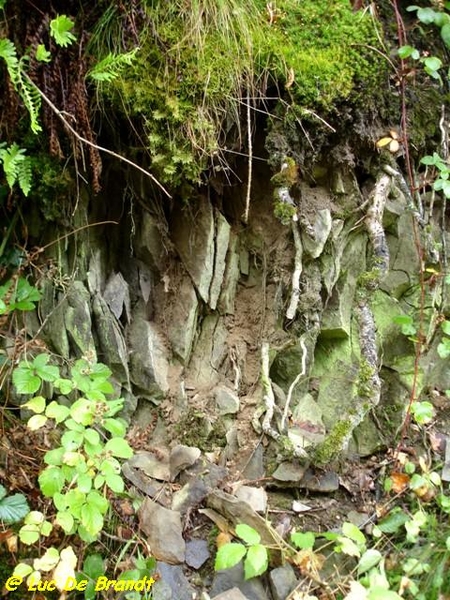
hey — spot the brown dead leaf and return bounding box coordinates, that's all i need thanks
[390,471,410,493]
[216,531,232,548]
[293,549,325,576]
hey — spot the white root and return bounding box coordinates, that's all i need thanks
[365,173,390,280]
[286,222,303,319]
[280,338,307,433]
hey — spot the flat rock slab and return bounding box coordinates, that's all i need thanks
[139,499,185,564]
[127,450,171,482]
[212,589,251,600]
[272,461,307,483]
[210,563,269,600]
[234,485,267,513]
[170,444,201,480]
[171,479,208,514]
[152,563,196,600]
[185,538,210,570]
[269,564,298,600]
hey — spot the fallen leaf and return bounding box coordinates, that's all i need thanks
[390,471,410,493]
[376,137,393,148]
[216,531,232,548]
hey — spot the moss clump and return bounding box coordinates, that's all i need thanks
[273,200,296,225]
[313,419,352,465]
[91,0,385,188]
[357,358,375,397]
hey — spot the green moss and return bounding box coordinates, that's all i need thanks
[357,358,375,397]
[273,200,296,225]
[91,0,385,188]
[313,419,352,465]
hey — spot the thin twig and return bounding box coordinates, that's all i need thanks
[243,86,252,223]
[28,77,171,198]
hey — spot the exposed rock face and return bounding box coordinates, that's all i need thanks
[37,159,443,463]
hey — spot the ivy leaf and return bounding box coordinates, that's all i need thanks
[235,524,260,545]
[50,15,77,47]
[215,543,247,571]
[244,544,268,579]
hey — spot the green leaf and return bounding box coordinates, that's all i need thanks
[84,429,100,446]
[411,401,434,425]
[77,473,93,494]
[358,549,382,575]
[35,363,60,382]
[104,437,133,458]
[103,417,126,437]
[70,398,95,425]
[442,22,450,48]
[0,485,6,501]
[392,314,416,336]
[86,490,108,514]
[423,55,442,73]
[50,15,77,47]
[215,543,247,571]
[441,320,450,335]
[398,45,419,60]
[438,338,450,358]
[82,554,105,580]
[61,430,84,451]
[36,44,51,62]
[416,7,438,24]
[13,364,41,394]
[368,589,403,600]
[337,536,362,557]
[19,524,40,545]
[342,522,366,546]
[235,523,261,545]
[56,510,74,533]
[0,492,29,523]
[54,378,74,395]
[377,509,409,533]
[81,504,104,536]
[39,466,65,497]
[40,520,52,536]
[27,414,48,430]
[244,544,268,579]
[291,531,315,550]
[100,458,121,475]
[94,475,105,489]
[66,489,86,517]
[105,473,124,493]
[23,396,46,413]
[45,401,70,424]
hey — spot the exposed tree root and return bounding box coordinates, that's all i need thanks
[286,221,303,320]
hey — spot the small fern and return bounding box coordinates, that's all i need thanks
[0,143,33,195]
[87,48,139,82]
[0,38,42,133]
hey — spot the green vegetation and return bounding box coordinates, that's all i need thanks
[92,0,383,187]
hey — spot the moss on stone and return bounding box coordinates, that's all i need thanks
[313,419,353,465]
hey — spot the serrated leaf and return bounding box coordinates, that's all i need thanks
[27,414,48,430]
[104,437,133,458]
[81,504,104,536]
[70,398,94,425]
[338,536,361,557]
[35,44,51,62]
[103,417,126,437]
[235,523,260,545]
[33,547,60,572]
[82,553,104,580]
[56,510,74,533]
[86,490,108,513]
[39,466,65,497]
[45,401,70,423]
[61,430,83,451]
[13,365,41,394]
[244,544,268,579]
[54,378,74,394]
[105,473,124,493]
[215,543,247,571]
[358,549,382,575]
[0,492,29,523]
[291,531,315,549]
[23,395,46,413]
[377,510,409,533]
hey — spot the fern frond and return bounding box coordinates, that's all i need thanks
[0,38,19,84]
[0,143,33,195]
[87,48,139,82]
[16,61,42,134]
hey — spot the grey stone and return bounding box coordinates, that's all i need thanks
[128,308,169,398]
[212,589,250,600]
[188,315,228,387]
[127,450,171,481]
[219,233,240,315]
[301,469,339,492]
[171,479,208,513]
[92,294,129,383]
[301,208,332,258]
[288,394,326,449]
[121,462,166,497]
[103,271,130,321]
[167,274,198,363]
[272,462,307,483]
[170,444,201,480]
[214,386,240,415]
[185,538,210,569]
[64,281,96,359]
[180,458,228,489]
[210,563,269,600]
[240,445,265,480]
[134,211,164,270]
[139,499,185,564]
[152,563,196,600]
[210,210,231,309]
[269,564,298,600]
[172,198,215,304]
[234,486,267,513]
